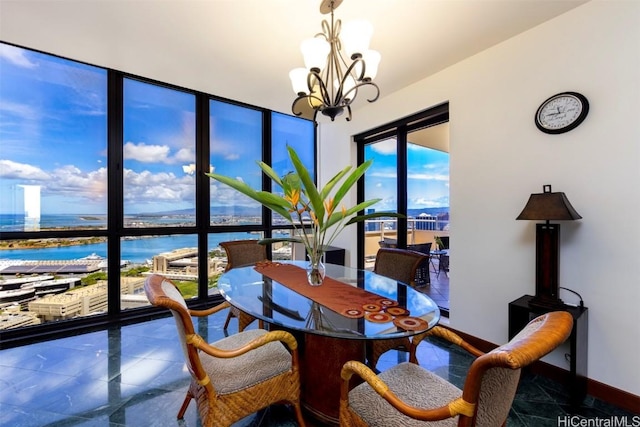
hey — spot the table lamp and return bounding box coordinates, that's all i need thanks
[516,185,582,309]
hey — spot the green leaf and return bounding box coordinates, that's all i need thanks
[257,161,283,187]
[345,211,405,226]
[207,172,292,220]
[324,199,380,229]
[288,146,325,225]
[319,166,352,200]
[331,159,372,209]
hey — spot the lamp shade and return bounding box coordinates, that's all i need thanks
[341,19,373,58]
[362,49,381,80]
[516,185,582,221]
[301,37,330,71]
[289,68,309,95]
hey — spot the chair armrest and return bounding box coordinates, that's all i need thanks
[340,360,475,421]
[189,301,231,317]
[188,329,299,359]
[412,325,485,358]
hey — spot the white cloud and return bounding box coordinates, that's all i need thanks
[182,164,196,175]
[407,172,450,182]
[173,147,194,163]
[0,44,37,68]
[0,159,50,180]
[123,142,196,165]
[123,142,171,163]
[122,169,194,202]
[369,139,396,155]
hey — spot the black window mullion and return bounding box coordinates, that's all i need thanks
[397,126,408,248]
[263,112,273,259]
[107,70,124,317]
[197,94,210,298]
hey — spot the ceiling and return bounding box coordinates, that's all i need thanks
[0,0,588,119]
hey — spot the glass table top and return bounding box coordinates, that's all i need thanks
[217,261,440,340]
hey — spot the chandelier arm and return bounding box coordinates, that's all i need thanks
[308,69,332,105]
[341,81,380,104]
[345,105,352,122]
[291,94,326,117]
[333,57,363,103]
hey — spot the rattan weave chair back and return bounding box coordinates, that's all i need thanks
[220,239,268,271]
[467,311,573,426]
[144,275,212,393]
[373,247,429,286]
[341,311,573,427]
[144,274,306,427]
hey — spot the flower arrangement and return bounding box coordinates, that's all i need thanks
[207,146,401,285]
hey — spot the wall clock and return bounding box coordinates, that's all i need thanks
[535,92,589,134]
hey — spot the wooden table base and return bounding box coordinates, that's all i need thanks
[300,334,365,425]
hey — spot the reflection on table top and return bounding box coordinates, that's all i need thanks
[217,261,440,340]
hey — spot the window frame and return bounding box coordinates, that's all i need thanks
[0,42,316,348]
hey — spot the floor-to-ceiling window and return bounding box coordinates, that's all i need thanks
[356,103,449,269]
[0,42,315,345]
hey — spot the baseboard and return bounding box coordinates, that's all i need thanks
[446,326,640,415]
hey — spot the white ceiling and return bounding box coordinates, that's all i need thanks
[0,0,588,117]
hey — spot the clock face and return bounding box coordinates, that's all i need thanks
[535,92,589,134]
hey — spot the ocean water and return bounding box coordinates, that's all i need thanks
[0,214,265,263]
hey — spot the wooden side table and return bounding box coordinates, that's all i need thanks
[508,295,588,406]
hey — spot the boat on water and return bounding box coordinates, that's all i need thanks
[79,253,104,260]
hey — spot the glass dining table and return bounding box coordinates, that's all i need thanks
[217,260,441,424]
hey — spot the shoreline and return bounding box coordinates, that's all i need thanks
[0,237,108,251]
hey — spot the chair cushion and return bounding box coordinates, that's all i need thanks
[349,362,460,427]
[200,329,292,395]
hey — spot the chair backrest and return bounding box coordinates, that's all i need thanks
[373,248,429,286]
[220,239,268,272]
[407,242,432,255]
[144,274,211,392]
[462,311,573,426]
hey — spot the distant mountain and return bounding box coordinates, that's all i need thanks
[137,206,446,218]
[134,206,262,217]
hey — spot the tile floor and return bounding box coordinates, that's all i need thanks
[0,310,634,427]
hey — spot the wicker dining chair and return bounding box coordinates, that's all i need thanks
[367,248,430,370]
[144,274,306,427]
[340,311,573,427]
[220,239,268,331]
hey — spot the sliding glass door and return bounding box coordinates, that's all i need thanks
[356,103,449,270]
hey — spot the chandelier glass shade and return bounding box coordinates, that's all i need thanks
[290,0,381,122]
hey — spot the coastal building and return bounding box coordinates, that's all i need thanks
[0,308,41,330]
[151,247,220,280]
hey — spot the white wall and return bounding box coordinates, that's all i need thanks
[322,1,640,397]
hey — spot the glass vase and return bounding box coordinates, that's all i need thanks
[306,251,326,286]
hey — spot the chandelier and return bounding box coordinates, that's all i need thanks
[289,0,381,122]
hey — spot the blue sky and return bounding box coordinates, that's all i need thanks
[0,42,447,217]
[365,139,449,212]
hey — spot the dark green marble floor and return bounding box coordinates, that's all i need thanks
[0,312,634,426]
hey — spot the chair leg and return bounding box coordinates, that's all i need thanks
[292,401,307,427]
[238,311,255,332]
[223,310,234,330]
[177,390,193,419]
